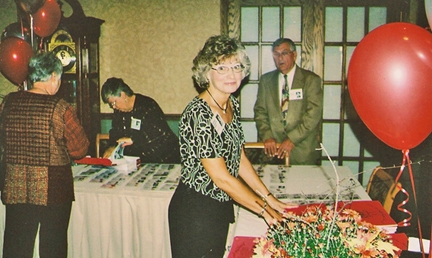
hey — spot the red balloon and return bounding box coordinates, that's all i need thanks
[348,22,432,150]
[0,37,33,85]
[32,0,60,37]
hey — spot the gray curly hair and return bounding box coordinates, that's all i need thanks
[192,35,251,89]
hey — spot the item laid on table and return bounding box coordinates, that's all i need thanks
[72,163,181,191]
[107,141,140,173]
[75,142,140,173]
[74,157,113,167]
[342,200,398,234]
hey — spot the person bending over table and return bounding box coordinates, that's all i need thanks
[254,38,323,165]
[0,51,89,258]
[168,35,297,258]
[101,77,180,164]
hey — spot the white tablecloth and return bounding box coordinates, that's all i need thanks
[225,165,371,255]
[0,164,370,258]
[0,163,181,258]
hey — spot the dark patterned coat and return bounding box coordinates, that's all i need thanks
[0,91,89,205]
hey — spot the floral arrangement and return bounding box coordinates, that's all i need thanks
[253,204,400,258]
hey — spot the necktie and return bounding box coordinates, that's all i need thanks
[281,74,289,124]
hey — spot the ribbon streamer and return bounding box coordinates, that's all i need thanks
[394,149,426,257]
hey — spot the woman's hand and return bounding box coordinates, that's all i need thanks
[117,137,133,147]
[262,206,282,223]
[102,146,115,158]
[260,196,298,224]
[266,195,298,214]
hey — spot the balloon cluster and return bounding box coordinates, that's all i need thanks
[0,0,61,85]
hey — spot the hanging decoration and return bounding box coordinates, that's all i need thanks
[348,22,432,151]
[0,37,33,85]
[32,0,61,38]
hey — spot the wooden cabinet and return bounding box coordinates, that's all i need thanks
[46,0,104,156]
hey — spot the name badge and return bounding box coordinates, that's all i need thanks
[289,89,303,100]
[211,113,225,136]
[131,117,141,130]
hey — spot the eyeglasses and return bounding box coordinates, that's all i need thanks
[108,100,116,108]
[273,50,294,58]
[211,64,243,74]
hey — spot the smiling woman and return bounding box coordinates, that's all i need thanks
[168,35,298,258]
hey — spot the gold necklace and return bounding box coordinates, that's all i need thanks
[206,89,227,114]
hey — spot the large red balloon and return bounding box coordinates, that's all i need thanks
[32,0,60,37]
[348,22,432,150]
[0,37,33,85]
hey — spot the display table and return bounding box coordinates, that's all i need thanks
[69,163,181,258]
[0,164,376,258]
[224,165,372,257]
[0,163,181,258]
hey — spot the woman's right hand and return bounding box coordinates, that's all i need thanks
[262,197,298,224]
[263,207,282,224]
[102,146,116,158]
[117,137,133,147]
[267,195,298,213]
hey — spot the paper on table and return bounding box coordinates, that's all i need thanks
[109,142,140,173]
[109,141,125,160]
[408,237,430,254]
[74,142,126,167]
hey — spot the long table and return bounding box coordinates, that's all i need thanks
[0,164,371,258]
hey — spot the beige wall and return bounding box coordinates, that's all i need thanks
[0,0,221,114]
[0,1,21,97]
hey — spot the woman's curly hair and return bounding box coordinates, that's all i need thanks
[192,35,251,89]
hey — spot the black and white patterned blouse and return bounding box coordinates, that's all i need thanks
[179,95,245,202]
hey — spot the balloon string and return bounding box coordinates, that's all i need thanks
[29,14,34,50]
[394,151,411,227]
[20,19,25,41]
[405,150,426,257]
[395,186,411,227]
[394,149,426,257]
[39,37,44,52]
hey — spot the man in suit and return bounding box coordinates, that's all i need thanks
[254,38,323,165]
